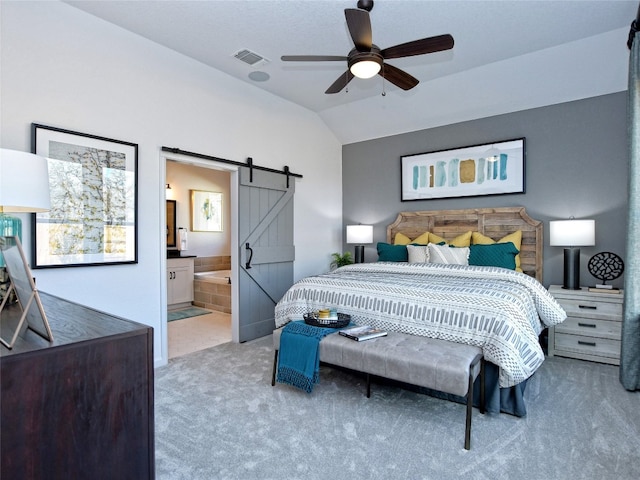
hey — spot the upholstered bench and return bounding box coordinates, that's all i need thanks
[271,328,485,450]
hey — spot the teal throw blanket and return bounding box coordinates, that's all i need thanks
[276,320,342,393]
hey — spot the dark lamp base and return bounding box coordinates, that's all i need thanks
[562,247,582,290]
[354,245,365,264]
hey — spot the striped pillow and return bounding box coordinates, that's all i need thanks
[428,243,469,265]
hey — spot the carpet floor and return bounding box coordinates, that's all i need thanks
[154,335,640,480]
[167,306,213,322]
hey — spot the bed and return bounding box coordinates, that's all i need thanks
[274,207,566,416]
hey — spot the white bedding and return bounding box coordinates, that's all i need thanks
[274,262,567,387]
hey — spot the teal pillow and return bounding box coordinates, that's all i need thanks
[468,242,519,270]
[377,242,408,262]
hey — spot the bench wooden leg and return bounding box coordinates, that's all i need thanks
[465,353,484,450]
[271,350,278,386]
[465,369,473,450]
[366,373,371,398]
[480,358,486,414]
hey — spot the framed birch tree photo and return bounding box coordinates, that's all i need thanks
[32,123,138,268]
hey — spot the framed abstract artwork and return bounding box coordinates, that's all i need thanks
[191,190,223,232]
[401,138,525,201]
[32,123,138,267]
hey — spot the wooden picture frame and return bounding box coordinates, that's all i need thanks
[190,190,223,232]
[0,236,53,348]
[32,123,138,268]
[166,200,177,248]
[401,138,525,201]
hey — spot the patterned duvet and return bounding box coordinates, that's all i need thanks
[274,262,567,387]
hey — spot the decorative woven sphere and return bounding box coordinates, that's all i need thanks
[587,252,624,283]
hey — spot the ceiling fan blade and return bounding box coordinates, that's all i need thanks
[381,34,454,59]
[325,71,355,94]
[281,55,348,62]
[379,63,419,91]
[345,8,372,51]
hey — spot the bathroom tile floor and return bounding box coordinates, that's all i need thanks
[168,310,232,359]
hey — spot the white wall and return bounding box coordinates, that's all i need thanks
[0,1,342,365]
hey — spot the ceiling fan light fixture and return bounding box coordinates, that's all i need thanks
[350,59,381,79]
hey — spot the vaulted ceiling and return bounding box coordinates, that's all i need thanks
[65,1,638,144]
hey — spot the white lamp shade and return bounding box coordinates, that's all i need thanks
[346,224,373,244]
[549,219,595,247]
[0,149,51,213]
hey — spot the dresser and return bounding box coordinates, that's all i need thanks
[548,285,623,365]
[0,293,155,479]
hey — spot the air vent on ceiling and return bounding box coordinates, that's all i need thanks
[233,49,270,68]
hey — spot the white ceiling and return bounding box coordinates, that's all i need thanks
[64,0,639,144]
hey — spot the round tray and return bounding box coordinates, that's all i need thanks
[303,312,351,328]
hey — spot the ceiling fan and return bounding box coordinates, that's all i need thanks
[281,0,454,94]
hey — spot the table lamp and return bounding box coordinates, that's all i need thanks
[0,149,52,265]
[346,224,373,264]
[549,218,595,290]
[0,148,53,348]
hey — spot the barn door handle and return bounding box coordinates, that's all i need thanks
[245,242,253,269]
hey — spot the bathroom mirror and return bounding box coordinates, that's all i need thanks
[166,200,177,248]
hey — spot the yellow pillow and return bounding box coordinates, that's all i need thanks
[394,231,431,245]
[411,232,431,245]
[394,232,411,245]
[430,231,472,247]
[472,230,523,271]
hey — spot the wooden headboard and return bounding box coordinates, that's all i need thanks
[386,207,543,282]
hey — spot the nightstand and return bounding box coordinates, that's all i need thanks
[548,285,623,365]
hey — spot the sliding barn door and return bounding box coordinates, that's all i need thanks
[237,166,295,342]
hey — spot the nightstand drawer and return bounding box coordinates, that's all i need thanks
[554,316,622,339]
[554,297,622,320]
[554,332,620,360]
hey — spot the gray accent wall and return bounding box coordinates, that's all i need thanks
[342,92,628,288]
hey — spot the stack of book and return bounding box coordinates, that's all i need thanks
[588,285,621,294]
[339,325,388,342]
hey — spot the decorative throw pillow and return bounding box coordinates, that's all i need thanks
[468,242,519,270]
[472,230,523,272]
[427,243,470,265]
[406,244,430,263]
[411,232,431,245]
[394,231,431,245]
[377,242,408,262]
[394,233,412,245]
[429,231,472,247]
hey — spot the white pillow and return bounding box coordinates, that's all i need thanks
[428,243,469,265]
[407,244,430,263]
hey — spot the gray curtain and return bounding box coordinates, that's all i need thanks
[621,8,640,390]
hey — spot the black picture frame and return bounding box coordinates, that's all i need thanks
[401,138,525,201]
[31,123,138,268]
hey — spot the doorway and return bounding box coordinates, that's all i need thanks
[161,152,239,361]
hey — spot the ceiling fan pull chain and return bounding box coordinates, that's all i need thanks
[381,63,386,96]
